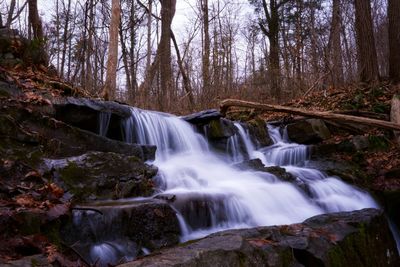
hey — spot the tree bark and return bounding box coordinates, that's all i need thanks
[102,0,121,100]
[202,0,211,97]
[388,0,400,83]
[159,0,176,111]
[354,0,379,83]
[391,95,400,143]
[330,0,344,86]
[220,99,400,131]
[28,0,44,40]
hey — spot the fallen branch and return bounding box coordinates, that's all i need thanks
[220,99,400,131]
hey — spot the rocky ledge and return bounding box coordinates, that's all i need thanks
[119,208,399,267]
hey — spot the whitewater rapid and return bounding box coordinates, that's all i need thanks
[122,108,378,241]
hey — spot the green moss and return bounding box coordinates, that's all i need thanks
[207,120,224,139]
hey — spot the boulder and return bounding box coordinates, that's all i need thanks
[119,209,399,267]
[233,159,296,183]
[53,97,132,139]
[247,118,273,147]
[61,199,180,266]
[181,109,221,125]
[0,104,156,160]
[42,151,157,201]
[287,119,331,144]
[204,118,236,139]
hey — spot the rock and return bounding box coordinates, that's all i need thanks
[1,254,51,267]
[1,104,156,160]
[43,151,157,201]
[181,109,221,125]
[53,97,132,139]
[287,119,331,144]
[247,118,273,147]
[351,135,370,150]
[233,159,296,183]
[204,118,236,139]
[118,209,399,267]
[0,80,22,97]
[385,168,400,179]
[61,199,180,266]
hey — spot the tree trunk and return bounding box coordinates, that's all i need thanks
[330,0,344,86]
[28,0,44,40]
[354,0,379,83]
[202,0,211,97]
[391,95,400,144]
[388,0,400,83]
[220,99,400,131]
[5,0,16,28]
[102,0,121,100]
[158,0,176,111]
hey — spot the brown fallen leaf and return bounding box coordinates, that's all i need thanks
[47,203,69,220]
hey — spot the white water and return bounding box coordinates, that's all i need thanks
[122,108,378,241]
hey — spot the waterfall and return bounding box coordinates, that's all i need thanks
[121,107,378,242]
[98,111,111,137]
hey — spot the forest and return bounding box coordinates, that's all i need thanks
[1,0,400,266]
[1,0,399,112]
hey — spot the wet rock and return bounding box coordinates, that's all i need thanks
[233,159,296,183]
[1,104,155,160]
[287,119,331,144]
[204,118,236,139]
[119,209,399,267]
[43,151,157,201]
[53,97,132,139]
[247,118,273,147]
[305,160,368,186]
[62,199,180,266]
[181,109,221,125]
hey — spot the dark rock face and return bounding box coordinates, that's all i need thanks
[247,118,273,147]
[61,199,180,266]
[181,109,221,124]
[119,209,399,267]
[42,151,157,201]
[0,104,155,161]
[287,119,331,144]
[204,118,236,139]
[53,97,132,140]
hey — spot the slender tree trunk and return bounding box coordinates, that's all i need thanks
[330,0,344,86]
[6,0,16,28]
[158,0,176,111]
[202,0,211,97]
[28,0,44,40]
[388,0,400,83]
[354,0,379,83]
[60,0,72,79]
[103,0,121,100]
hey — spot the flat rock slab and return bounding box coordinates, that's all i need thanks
[119,208,399,267]
[181,109,221,124]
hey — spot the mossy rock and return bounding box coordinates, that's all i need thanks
[247,118,272,147]
[47,151,157,202]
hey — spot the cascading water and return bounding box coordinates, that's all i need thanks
[121,108,378,241]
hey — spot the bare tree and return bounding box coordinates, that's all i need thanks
[330,0,344,86]
[354,0,379,83]
[103,0,121,100]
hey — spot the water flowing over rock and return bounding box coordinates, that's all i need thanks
[117,107,378,244]
[118,209,399,267]
[61,199,180,266]
[181,109,221,124]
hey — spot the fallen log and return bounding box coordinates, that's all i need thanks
[220,99,400,131]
